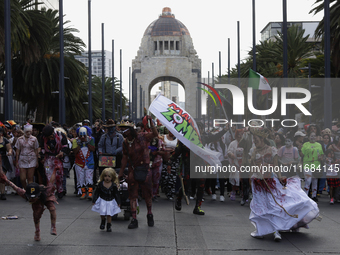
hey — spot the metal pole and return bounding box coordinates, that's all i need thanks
[101,23,105,121]
[324,0,332,128]
[59,0,65,125]
[218,52,222,119]
[237,21,241,122]
[4,0,13,120]
[129,67,131,119]
[143,90,145,115]
[228,38,230,102]
[88,0,92,124]
[252,0,257,117]
[112,40,115,120]
[140,85,142,119]
[120,49,123,120]
[207,74,210,130]
[212,63,215,121]
[283,0,289,118]
[308,62,311,124]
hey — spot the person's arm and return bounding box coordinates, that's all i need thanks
[144,116,158,141]
[115,135,124,154]
[0,171,26,198]
[92,184,100,204]
[97,135,105,154]
[72,139,81,156]
[113,184,121,206]
[6,143,12,156]
[87,137,95,152]
[118,141,128,179]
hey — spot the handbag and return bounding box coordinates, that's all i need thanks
[133,165,149,182]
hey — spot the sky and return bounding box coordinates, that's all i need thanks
[63,0,324,100]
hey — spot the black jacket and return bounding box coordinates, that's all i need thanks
[92,181,120,205]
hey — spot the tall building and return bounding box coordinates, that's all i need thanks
[33,0,59,10]
[160,81,179,103]
[75,50,113,78]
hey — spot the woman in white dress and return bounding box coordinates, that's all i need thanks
[249,128,320,241]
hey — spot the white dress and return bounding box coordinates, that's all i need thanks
[249,146,320,237]
[92,197,121,216]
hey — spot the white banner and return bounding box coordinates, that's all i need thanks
[149,94,221,167]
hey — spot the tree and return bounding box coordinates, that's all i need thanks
[0,0,51,65]
[310,0,340,77]
[10,8,87,123]
[90,76,128,121]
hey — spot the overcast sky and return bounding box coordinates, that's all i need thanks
[63,0,324,99]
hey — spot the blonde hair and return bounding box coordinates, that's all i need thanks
[98,168,119,187]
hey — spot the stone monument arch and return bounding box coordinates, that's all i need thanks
[132,7,201,121]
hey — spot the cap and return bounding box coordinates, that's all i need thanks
[294,131,306,137]
[25,183,41,198]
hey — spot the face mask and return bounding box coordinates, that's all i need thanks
[108,127,116,134]
[285,139,293,147]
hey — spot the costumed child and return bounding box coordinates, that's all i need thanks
[92,168,121,232]
[324,149,340,204]
[0,167,58,241]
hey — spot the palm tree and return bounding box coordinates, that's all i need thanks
[310,0,340,77]
[91,76,128,121]
[11,8,87,123]
[0,0,51,65]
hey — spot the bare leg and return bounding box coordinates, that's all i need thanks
[20,168,27,189]
[27,167,36,184]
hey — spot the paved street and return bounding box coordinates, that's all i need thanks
[0,178,339,255]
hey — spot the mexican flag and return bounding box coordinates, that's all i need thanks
[248,69,271,95]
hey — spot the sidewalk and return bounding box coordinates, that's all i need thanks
[0,180,339,255]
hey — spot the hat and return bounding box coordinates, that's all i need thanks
[25,183,41,199]
[103,119,115,128]
[118,120,134,128]
[24,124,33,132]
[323,128,331,135]
[249,127,268,139]
[4,121,12,129]
[8,120,17,126]
[294,131,306,137]
[82,119,90,125]
[42,125,54,137]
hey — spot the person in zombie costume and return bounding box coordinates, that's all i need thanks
[40,125,68,196]
[72,126,95,200]
[249,128,320,242]
[118,118,158,229]
[0,167,58,241]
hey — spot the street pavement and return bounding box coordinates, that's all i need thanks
[0,178,339,255]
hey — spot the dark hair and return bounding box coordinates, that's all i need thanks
[275,133,285,143]
[307,124,321,136]
[136,122,144,129]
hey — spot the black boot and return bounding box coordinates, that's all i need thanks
[106,223,112,232]
[100,219,106,230]
[147,214,154,227]
[128,218,138,229]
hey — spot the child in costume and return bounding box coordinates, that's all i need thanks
[92,168,121,232]
[0,167,58,241]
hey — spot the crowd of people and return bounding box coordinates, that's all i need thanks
[0,117,339,242]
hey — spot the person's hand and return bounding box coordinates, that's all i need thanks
[118,204,121,208]
[167,165,171,174]
[7,151,12,156]
[56,151,63,159]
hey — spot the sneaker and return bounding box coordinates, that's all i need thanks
[250,231,263,239]
[50,227,57,235]
[189,196,195,200]
[220,195,225,202]
[240,199,246,206]
[175,198,182,211]
[193,206,205,215]
[211,194,216,201]
[128,218,138,229]
[274,231,281,242]
[230,191,235,201]
[147,214,154,227]
[330,198,334,205]
[312,197,318,202]
[57,192,64,199]
[80,193,86,200]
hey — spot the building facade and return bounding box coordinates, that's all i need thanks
[75,50,112,78]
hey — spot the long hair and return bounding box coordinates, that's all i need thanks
[98,168,119,188]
